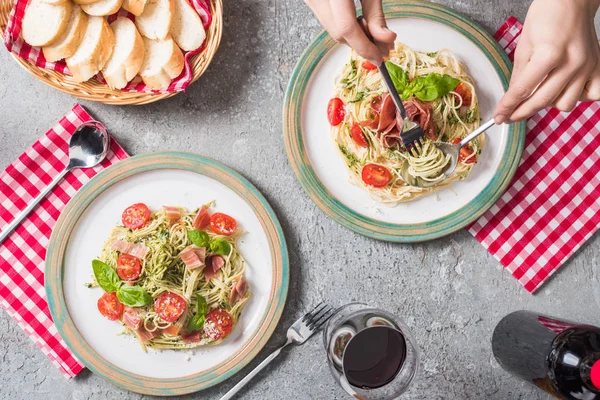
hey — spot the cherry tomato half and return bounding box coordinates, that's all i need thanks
[361,164,391,188]
[117,254,141,281]
[210,213,237,236]
[452,138,477,164]
[204,309,233,340]
[327,98,346,126]
[97,292,124,321]
[362,60,377,70]
[453,82,472,107]
[154,292,187,322]
[351,123,369,148]
[122,203,150,230]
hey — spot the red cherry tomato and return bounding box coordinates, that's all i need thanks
[327,98,346,126]
[362,60,377,70]
[361,164,391,188]
[204,309,233,340]
[210,213,237,236]
[154,292,187,322]
[453,138,477,164]
[122,203,150,230]
[116,254,141,281]
[351,123,369,147]
[453,82,472,107]
[97,292,124,321]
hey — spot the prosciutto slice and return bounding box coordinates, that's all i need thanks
[123,311,142,330]
[204,255,225,281]
[229,276,247,304]
[192,206,210,230]
[110,240,149,260]
[163,206,182,225]
[360,93,437,148]
[180,245,206,270]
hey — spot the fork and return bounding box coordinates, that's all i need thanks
[219,303,334,400]
[357,15,425,147]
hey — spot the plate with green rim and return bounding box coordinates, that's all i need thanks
[283,0,526,242]
[45,152,289,396]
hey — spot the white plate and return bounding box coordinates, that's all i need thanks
[283,1,525,241]
[46,153,288,395]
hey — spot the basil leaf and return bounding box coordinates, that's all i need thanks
[210,238,231,255]
[188,229,210,248]
[385,61,409,94]
[187,314,205,332]
[92,259,121,293]
[117,285,152,307]
[197,296,209,316]
[187,296,209,331]
[410,74,459,102]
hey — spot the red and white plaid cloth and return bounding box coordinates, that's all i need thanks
[469,17,600,293]
[0,104,128,377]
[3,0,212,93]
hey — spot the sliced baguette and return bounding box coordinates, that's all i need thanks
[81,0,123,16]
[170,0,205,51]
[66,16,115,82]
[42,5,88,62]
[139,35,183,90]
[41,0,69,5]
[121,0,147,16]
[135,0,173,40]
[21,0,72,47]
[72,0,99,5]
[102,17,144,89]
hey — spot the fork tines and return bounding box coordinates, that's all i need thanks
[302,302,334,331]
[401,126,426,149]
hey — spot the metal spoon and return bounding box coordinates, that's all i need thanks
[401,118,496,188]
[0,121,110,244]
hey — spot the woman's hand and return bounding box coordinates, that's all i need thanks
[494,0,600,124]
[304,0,396,64]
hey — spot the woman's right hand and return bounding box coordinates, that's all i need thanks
[494,0,600,124]
[303,0,396,64]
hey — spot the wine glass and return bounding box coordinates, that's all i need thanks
[323,303,419,399]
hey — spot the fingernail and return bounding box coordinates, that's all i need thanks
[494,115,506,124]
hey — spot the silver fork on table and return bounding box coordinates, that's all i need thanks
[219,303,334,400]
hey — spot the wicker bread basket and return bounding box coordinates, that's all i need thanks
[0,0,223,105]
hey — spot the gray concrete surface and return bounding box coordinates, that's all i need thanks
[1,1,599,399]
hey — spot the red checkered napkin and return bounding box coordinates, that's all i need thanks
[3,0,212,94]
[0,104,128,377]
[469,17,600,293]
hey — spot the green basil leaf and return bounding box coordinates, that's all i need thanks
[410,73,459,102]
[92,259,121,293]
[188,229,210,248]
[385,61,409,94]
[197,296,209,316]
[210,238,231,255]
[117,285,152,307]
[187,314,205,332]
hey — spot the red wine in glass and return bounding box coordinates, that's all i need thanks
[323,303,418,400]
[343,326,407,389]
[492,311,600,399]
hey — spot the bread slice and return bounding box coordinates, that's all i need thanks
[72,0,99,5]
[41,0,68,5]
[42,5,88,62]
[135,0,173,40]
[122,0,147,16]
[21,0,72,47]
[170,0,205,51]
[102,17,144,89]
[66,16,115,82]
[81,0,123,16]
[139,35,183,90]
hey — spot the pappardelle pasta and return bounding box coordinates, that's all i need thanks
[89,202,250,351]
[327,42,483,206]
